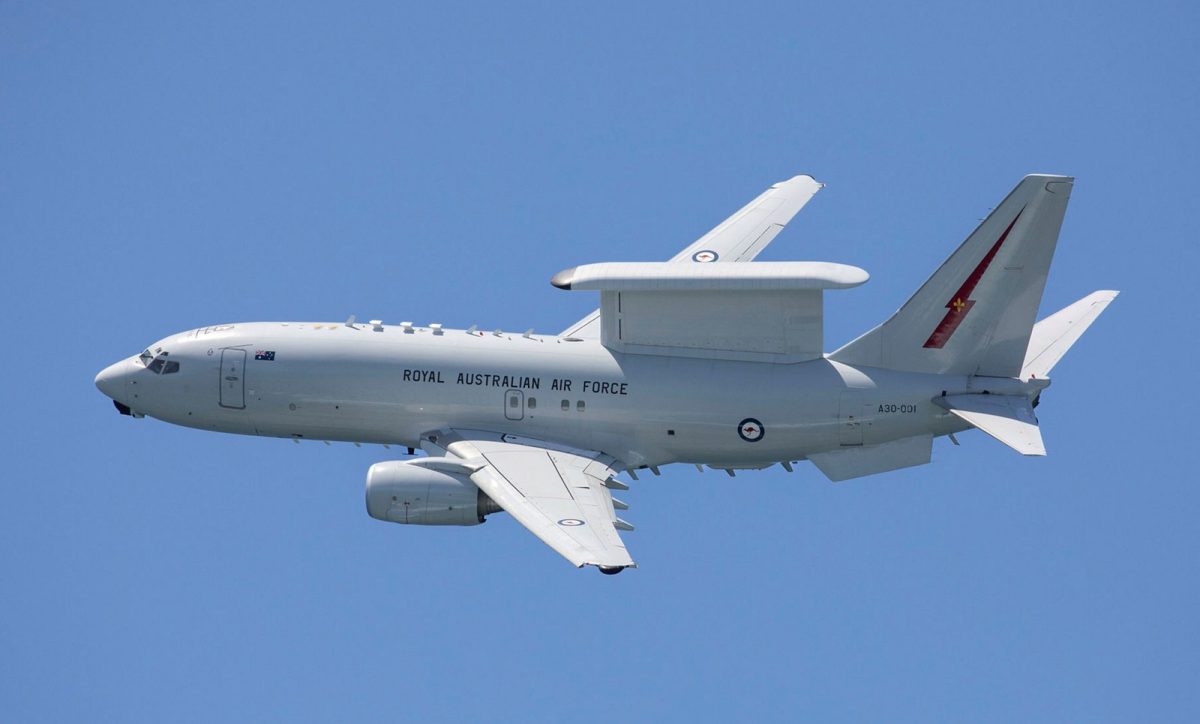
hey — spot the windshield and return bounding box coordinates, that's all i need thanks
[142,349,180,374]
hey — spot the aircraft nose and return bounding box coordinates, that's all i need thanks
[94,361,128,400]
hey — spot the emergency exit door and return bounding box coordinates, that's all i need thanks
[504,389,524,420]
[219,348,246,409]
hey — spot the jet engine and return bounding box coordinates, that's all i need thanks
[365,459,502,526]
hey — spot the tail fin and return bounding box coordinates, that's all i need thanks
[1021,290,1118,379]
[831,175,1073,377]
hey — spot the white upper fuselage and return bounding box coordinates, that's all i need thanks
[95,321,981,469]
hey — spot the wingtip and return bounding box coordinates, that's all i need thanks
[778,173,824,189]
[587,562,638,574]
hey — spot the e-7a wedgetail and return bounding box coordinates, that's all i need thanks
[96,174,1116,574]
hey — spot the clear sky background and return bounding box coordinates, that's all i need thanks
[2,2,1197,722]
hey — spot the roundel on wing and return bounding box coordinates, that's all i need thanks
[737,418,765,443]
[558,518,585,527]
[691,249,719,263]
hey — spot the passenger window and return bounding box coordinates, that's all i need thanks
[509,396,518,408]
[576,400,585,412]
[527,397,536,409]
[561,400,569,411]
[163,361,181,374]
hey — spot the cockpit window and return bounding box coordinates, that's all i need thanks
[139,349,154,365]
[144,352,180,374]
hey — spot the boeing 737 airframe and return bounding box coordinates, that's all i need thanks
[96,174,1116,573]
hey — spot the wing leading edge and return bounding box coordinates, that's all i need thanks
[420,429,635,571]
[561,175,823,338]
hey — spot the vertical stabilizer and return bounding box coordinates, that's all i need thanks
[831,175,1073,377]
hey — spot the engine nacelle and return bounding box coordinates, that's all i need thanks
[365,459,500,526]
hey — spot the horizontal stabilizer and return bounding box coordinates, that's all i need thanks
[1022,290,1118,379]
[808,434,932,482]
[934,394,1045,456]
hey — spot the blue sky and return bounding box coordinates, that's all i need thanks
[2,2,1197,721]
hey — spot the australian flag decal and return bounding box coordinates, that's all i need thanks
[254,350,276,361]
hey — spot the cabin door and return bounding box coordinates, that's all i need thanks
[219,348,246,409]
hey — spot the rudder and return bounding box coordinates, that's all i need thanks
[831,175,1073,377]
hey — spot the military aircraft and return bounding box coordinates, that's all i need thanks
[95,174,1116,574]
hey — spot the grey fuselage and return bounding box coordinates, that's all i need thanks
[99,321,987,468]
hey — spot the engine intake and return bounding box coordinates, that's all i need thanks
[366,459,501,526]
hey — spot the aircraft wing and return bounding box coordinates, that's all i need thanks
[420,429,635,571]
[561,174,823,338]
